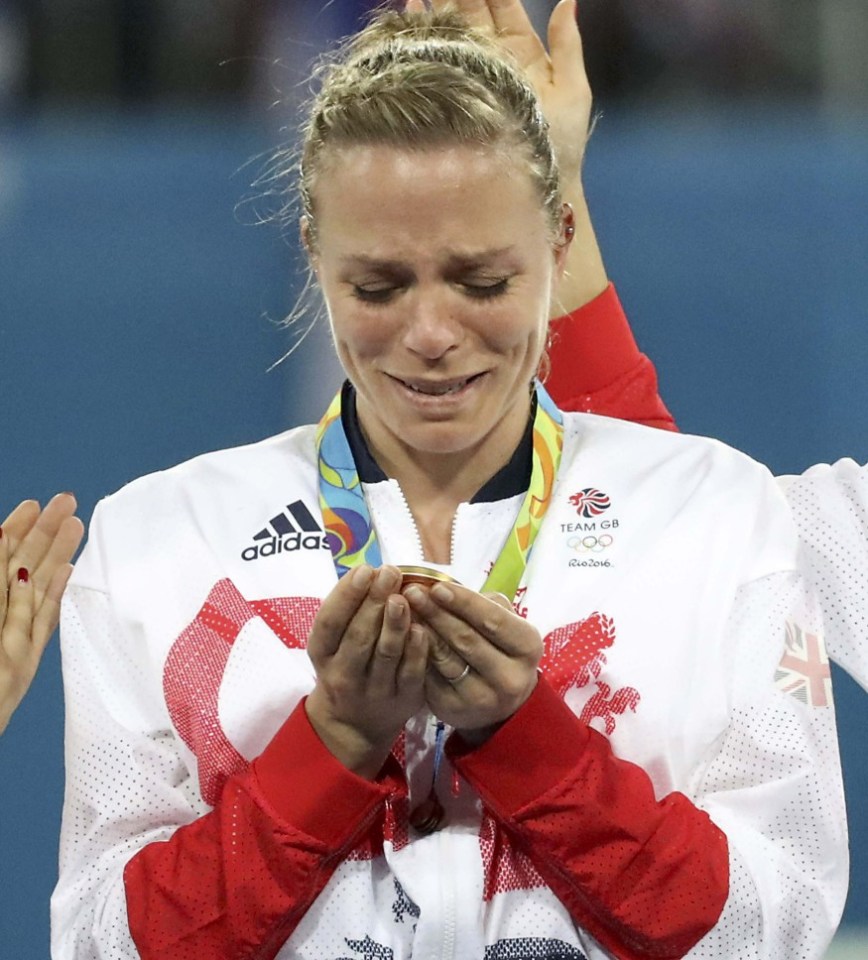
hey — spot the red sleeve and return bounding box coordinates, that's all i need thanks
[544,284,678,432]
[447,678,728,960]
[123,699,405,960]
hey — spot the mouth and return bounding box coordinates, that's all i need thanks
[391,373,485,397]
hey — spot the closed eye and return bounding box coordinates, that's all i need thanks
[460,278,510,299]
[352,285,403,304]
[351,277,510,304]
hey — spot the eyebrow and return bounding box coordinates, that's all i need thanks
[339,248,516,271]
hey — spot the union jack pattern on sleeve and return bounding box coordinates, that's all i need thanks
[774,620,832,707]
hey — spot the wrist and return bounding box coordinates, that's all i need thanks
[305,690,398,780]
[455,722,502,749]
[454,673,539,748]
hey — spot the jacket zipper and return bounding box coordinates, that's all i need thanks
[392,480,427,561]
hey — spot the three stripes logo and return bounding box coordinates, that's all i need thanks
[241,501,331,562]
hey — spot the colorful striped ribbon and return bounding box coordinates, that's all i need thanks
[315,381,563,601]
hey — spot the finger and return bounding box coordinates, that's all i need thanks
[331,565,403,671]
[348,566,403,654]
[430,0,495,34]
[8,493,78,585]
[426,626,471,683]
[430,0,549,86]
[405,0,426,12]
[428,582,534,657]
[487,0,538,40]
[487,0,550,75]
[31,563,74,654]
[404,583,501,677]
[307,564,375,662]
[1,568,35,663]
[549,0,589,96]
[367,594,411,693]
[0,526,8,625]
[45,561,75,607]
[397,623,429,691]
[483,591,513,612]
[1,500,40,557]
[29,513,84,600]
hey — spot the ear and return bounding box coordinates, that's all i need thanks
[553,202,575,279]
[549,203,575,308]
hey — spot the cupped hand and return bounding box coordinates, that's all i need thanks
[0,494,85,735]
[412,0,592,185]
[306,565,429,778]
[403,581,542,740]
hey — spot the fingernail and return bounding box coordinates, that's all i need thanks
[0,526,4,541]
[17,567,29,584]
[353,564,375,586]
[376,566,399,591]
[431,583,454,603]
[386,597,403,621]
[403,584,426,604]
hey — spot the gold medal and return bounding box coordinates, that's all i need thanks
[397,565,461,587]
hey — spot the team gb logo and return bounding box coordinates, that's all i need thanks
[569,488,611,518]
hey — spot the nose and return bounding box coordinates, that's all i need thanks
[401,288,463,360]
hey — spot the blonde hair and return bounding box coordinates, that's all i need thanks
[253,6,564,361]
[295,7,562,248]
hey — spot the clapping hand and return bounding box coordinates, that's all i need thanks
[0,494,84,734]
[407,0,592,185]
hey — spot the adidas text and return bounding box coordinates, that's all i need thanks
[242,533,331,562]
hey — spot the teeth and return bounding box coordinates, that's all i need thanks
[407,379,469,396]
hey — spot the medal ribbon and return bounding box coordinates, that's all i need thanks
[315,381,563,601]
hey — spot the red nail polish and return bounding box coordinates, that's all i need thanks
[0,526,4,541]
[17,567,29,584]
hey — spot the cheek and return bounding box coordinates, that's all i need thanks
[478,301,547,354]
[328,305,397,361]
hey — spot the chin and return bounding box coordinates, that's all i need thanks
[406,433,476,457]
[400,422,486,457]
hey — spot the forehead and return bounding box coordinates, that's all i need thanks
[311,144,550,259]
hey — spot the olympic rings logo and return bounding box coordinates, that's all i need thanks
[567,534,614,553]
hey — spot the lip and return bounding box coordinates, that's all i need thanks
[387,372,486,403]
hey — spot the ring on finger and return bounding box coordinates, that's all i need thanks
[447,663,472,685]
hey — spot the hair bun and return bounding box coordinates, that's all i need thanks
[345,8,491,60]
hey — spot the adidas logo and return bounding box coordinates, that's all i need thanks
[241,500,331,562]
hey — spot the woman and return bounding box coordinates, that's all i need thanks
[52,7,846,960]
[0,494,82,735]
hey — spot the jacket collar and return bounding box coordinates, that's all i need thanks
[340,381,533,504]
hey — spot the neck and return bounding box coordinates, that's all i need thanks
[356,396,533,562]
[376,449,516,565]
[369,430,522,508]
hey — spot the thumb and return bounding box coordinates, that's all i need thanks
[482,591,514,612]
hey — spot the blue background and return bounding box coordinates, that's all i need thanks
[1,104,866,954]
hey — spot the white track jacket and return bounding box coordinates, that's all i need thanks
[52,410,847,960]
